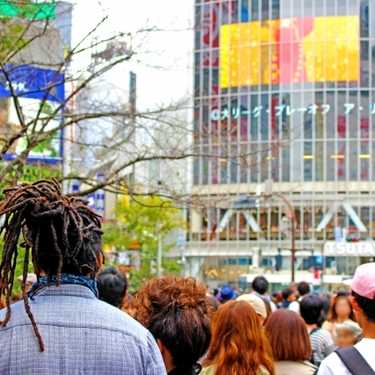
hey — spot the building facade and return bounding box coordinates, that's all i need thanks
[186,0,375,291]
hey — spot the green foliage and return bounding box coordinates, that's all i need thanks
[0,1,56,20]
[103,196,187,291]
[0,1,56,62]
[0,164,60,200]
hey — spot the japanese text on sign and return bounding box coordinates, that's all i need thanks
[210,103,375,121]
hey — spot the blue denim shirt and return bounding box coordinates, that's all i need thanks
[0,284,166,375]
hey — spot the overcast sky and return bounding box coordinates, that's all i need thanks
[70,0,194,112]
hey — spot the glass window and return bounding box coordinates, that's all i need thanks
[349,91,359,138]
[360,1,370,38]
[261,94,269,140]
[314,207,324,240]
[360,207,370,239]
[303,207,313,240]
[315,141,324,181]
[282,148,290,182]
[250,95,259,140]
[326,140,335,181]
[202,145,209,185]
[349,140,358,181]
[337,140,346,181]
[325,91,335,139]
[260,146,269,182]
[304,141,313,181]
[250,142,259,183]
[270,206,280,240]
[360,139,370,181]
[292,141,302,181]
[361,41,370,88]
[240,144,249,183]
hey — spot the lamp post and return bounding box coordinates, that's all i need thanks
[264,179,297,283]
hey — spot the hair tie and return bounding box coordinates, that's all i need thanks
[193,363,202,374]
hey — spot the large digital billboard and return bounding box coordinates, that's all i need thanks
[220,16,359,88]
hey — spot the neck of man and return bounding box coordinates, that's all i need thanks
[306,323,318,329]
[361,320,375,339]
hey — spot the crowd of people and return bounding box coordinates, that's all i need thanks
[0,179,375,375]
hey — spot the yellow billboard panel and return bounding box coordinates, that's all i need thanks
[220,16,359,88]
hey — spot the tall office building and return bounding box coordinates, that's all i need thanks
[187,0,375,290]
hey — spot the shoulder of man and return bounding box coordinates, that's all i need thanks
[317,352,352,375]
[0,292,150,346]
[289,301,300,312]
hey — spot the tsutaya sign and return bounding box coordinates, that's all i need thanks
[324,241,375,256]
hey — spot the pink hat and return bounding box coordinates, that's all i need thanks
[343,263,375,300]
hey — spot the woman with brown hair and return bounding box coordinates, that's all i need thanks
[134,276,212,375]
[264,309,316,375]
[322,295,356,346]
[202,300,275,375]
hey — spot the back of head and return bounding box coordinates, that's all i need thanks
[204,300,275,375]
[134,276,212,373]
[300,294,323,325]
[282,287,293,300]
[207,296,221,313]
[252,276,269,295]
[265,309,312,361]
[352,291,375,325]
[297,281,310,297]
[97,266,127,308]
[0,178,103,351]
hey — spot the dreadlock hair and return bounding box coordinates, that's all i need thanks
[0,178,104,351]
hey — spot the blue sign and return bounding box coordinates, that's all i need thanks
[234,198,257,209]
[87,193,96,211]
[0,64,65,103]
[316,255,324,265]
[95,173,105,217]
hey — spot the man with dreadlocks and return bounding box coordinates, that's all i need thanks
[0,179,166,375]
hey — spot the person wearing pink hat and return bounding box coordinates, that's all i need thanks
[318,262,375,375]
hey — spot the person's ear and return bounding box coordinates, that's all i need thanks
[157,339,165,354]
[97,252,104,272]
[350,296,362,313]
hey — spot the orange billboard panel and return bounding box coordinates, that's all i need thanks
[220,16,359,88]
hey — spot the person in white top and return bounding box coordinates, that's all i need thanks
[289,281,311,314]
[318,262,375,375]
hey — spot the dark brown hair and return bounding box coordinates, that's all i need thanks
[134,276,212,373]
[327,295,356,323]
[0,179,103,351]
[203,300,275,375]
[265,309,312,361]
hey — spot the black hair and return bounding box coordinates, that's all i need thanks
[300,295,324,325]
[97,266,127,308]
[252,276,269,295]
[0,178,104,351]
[297,281,310,297]
[337,289,349,297]
[207,295,220,313]
[353,291,375,323]
[282,288,293,300]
